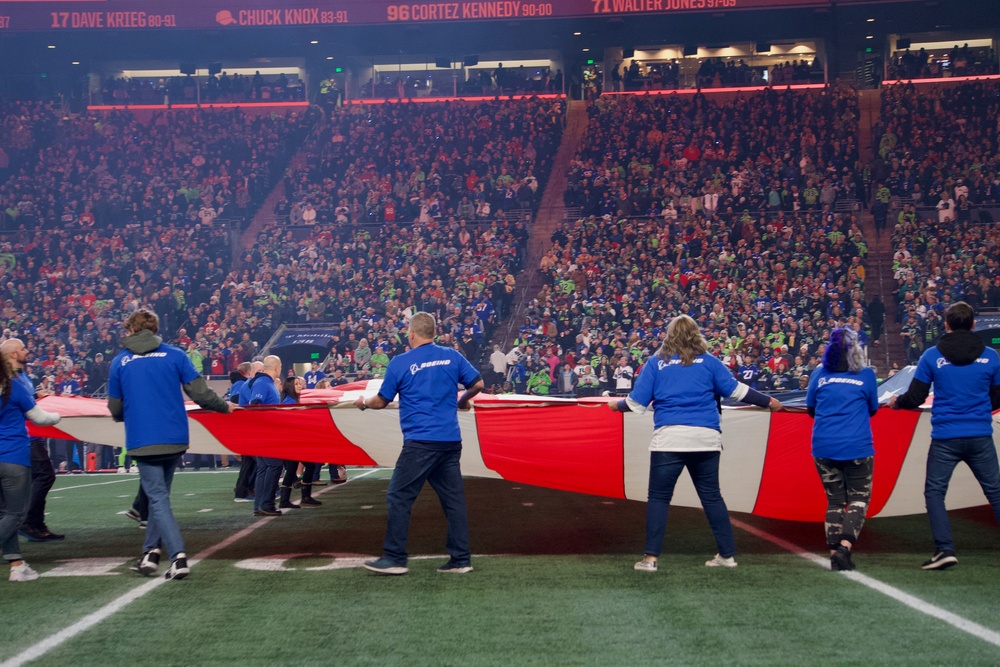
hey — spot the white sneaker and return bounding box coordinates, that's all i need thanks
[9,562,40,582]
[634,558,658,572]
[705,554,737,568]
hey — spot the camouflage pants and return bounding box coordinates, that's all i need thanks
[814,456,874,549]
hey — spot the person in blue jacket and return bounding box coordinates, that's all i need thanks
[247,355,284,517]
[354,312,484,575]
[806,327,879,571]
[108,309,235,581]
[278,376,321,509]
[890,301,1000,570]
[610,315,782,572]
[0,351,60,582]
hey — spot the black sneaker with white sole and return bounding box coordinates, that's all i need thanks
[921,550,958,570]
[165,554,190,580]
[131,549,161,576]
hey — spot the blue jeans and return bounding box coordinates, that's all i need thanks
[136,453,185,560]
[644,451,736,558]
[382,445,470,566]
[0,462,31,562]
[253,457,283,512]
[925,436,1000,552]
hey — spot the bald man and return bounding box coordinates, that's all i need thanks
[247,356,284,517]
[233,360,265,502]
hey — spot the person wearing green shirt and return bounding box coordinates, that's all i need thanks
[527,367,551,395]
[186,344,205,375]
[370,347,390,378]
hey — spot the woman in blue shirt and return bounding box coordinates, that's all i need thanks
[610,315,781,572]
[806,327,879,571]
[0,358,61,582]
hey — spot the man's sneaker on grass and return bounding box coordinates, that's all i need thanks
[705,554,738,568]
[125,508,143,523]
[634,558,658,572]
[921,550,958,570]
[299,497,322,507]
[437,560,473,573]
[253,508,282,517]
[363,558,408,575]
[233,496,253,503]
[165,554,189,580]
[131,549,160,576]
[9,562,39,582]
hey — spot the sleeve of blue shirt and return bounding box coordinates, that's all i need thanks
[913,348,935,385]
[709,355,739,396]
[628,359,656,407]
[378,361,399,403]
[11,379,36,414]
[178,353,199,385]
[108,357,122,400]
[456,350,481,388]
[864,368,879,413]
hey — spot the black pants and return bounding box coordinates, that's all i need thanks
[282,460,317,487]
[814,456,874,548]
[234,456,257,498]
[24,439,56,529]
[133,484,149,521]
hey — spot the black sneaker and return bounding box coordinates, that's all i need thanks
[254,508,282,517]
[299,497,322,507]
[165,554,189,580]
[125,508,143,523]
[437,560,473,573]
[831,546,855,571]
[921,550,958,570]
[131,549,161,576]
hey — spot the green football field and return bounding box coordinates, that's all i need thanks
[2,469,999,666]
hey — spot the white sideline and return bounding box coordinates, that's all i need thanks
[1,468,381,667]
[731,518,1000,649]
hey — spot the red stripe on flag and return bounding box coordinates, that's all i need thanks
[28,425,77,440]
[752,408,922,520]
[867,408,922,516]
[474,404,626,498]
[193,407,377,465]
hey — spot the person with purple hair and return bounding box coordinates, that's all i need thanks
[805,327,879,571]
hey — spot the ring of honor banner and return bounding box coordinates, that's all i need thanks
[28,379,1000,521]
[0,0,906,32]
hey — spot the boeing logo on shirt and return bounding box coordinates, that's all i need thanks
[936,357,989,368]
[659,358,704,369]
[409,359,452,375]
[120,352,168,366]
[818,377,864,388]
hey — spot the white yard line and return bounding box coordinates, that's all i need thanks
[731,518,1000,649]
[2,468,381,667]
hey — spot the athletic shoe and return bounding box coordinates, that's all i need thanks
[131,549,161,576]
[332,465,348,484]
[125,508,143,523]
[18,526,61,542]
[437,560,473,573]
[165,554,189,580]
[299,497,322,507]
[312,480,329,487]
[921,550,958,571]
[634,558,657,572]
[363,558,408,575]
[253,509,282,517]
[705,554,738,568]
[9,562,39,582]
[138,521,147,529]
[233,497,253,503]
[831,546,855,571]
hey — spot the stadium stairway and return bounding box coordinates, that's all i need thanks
[486,99,591,353]
[856,88,905,375]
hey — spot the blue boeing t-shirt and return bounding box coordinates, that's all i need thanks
[628,353,739,431]
[806,366,878,460]
[107,342,199,452]
[914,345,1000,439]
[377,343,481,447]
[0,378,39,467]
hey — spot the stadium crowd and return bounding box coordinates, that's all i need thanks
[880,81,1000,361]
[279,98,564,226]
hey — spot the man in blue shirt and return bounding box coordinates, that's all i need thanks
[891,301,1000,570]
[247,355,284,517]
[355,312,484,575]
[108,310,235,581]
[232,361,262,502]
[303,362,326,389]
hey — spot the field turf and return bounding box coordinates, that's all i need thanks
[2,469,999,666]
